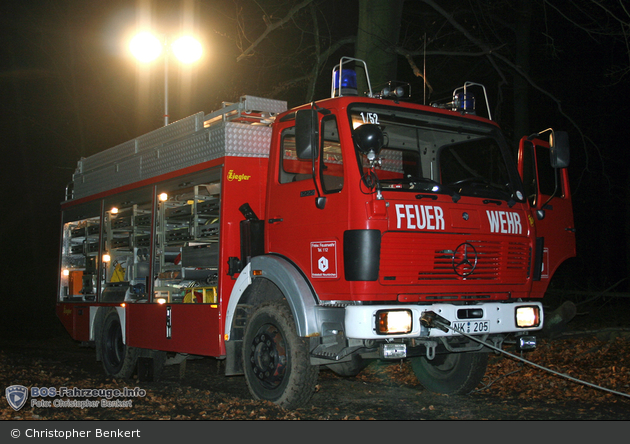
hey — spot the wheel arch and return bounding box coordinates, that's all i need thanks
[224,255,320,376]
[226,255,320,340]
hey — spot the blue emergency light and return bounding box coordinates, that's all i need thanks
[331,57,372,98]
[333,68,358,96]
[453,92,475,114]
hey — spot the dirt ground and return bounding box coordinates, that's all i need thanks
[2,300,630,421]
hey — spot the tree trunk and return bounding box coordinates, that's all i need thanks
[355,0,404,95]
[513,1,532,144]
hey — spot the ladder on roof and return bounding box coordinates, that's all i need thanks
[66,96,287,201]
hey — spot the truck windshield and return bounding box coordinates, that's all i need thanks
[348,104,522,203]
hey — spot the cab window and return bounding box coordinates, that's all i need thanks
[279,126,312,183]
[279,116,344,193]
[320,116,344,192]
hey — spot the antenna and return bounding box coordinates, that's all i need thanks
[423,33,427,105]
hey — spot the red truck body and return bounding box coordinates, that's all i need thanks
[57,61,575,408]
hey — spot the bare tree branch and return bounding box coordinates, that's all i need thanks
[236,0,314,62]
[395,43,509,100]
[398,47,503,58]
[421,0,601,192]
[268,36,356,100]
[542,1,601,42]
[306,2,321,103]
[394,47,434,96]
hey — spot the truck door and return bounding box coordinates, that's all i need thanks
[518,136,576,295]
[266,111,348,297]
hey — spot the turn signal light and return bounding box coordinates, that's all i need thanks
[375,310,412,335]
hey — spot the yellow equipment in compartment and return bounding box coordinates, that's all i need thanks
[110,263,125,283]
[183,286,217,304]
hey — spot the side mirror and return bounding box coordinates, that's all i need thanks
[353,124,384,160]
[295,109,319,160]
[549,131,570,169]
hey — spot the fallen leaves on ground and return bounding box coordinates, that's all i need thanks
[2,329,630,420]
[359,330,630,405]
[478,333,630,403]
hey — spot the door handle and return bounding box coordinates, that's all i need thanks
[268,218,283,224]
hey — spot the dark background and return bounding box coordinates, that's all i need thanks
[1,0,628,340]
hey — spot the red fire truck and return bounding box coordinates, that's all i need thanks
[57,58,575,408]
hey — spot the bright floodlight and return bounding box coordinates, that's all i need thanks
[171,36,202,64]
[130,32,162,63]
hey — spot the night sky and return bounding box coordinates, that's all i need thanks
[1,0,629,339]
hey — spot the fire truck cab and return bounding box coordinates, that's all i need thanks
[57,58,575,408]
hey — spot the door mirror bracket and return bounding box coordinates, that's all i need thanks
[316,196,326,210]
[528,128,570,169]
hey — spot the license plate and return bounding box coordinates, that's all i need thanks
[451,320,490,334]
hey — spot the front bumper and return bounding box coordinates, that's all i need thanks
[344,302,543,339]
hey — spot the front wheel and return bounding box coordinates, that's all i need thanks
[98,309,139,379]
[243,301,318,409]
[410,352,488,395]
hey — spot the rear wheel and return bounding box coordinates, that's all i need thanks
[410,352,488,394]
[99,309,139,379]
[243,301,318,409]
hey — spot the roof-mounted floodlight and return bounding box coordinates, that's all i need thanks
[378,81,411,100]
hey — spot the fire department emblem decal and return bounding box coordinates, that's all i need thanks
[452,242,478,277]
[310,241,338,278]
[6,385,28,411]
[318,256,329,272]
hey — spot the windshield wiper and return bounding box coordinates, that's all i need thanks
[378,175,461,202]
[447,177,515,206]
[405,175,461,203]
[448,176,492,189]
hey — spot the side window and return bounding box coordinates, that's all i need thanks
[536,144,562,198]
[521,141,538,205]
[320,116,344,192]
[280,126,313,183]
[522,141,563,206]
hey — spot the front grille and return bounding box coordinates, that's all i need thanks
[379,232,530,285]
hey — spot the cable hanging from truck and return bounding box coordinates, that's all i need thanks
[421,310,630,399]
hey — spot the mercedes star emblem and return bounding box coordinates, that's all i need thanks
[452,242,478,277]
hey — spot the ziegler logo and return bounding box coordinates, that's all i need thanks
[227,170,251,182]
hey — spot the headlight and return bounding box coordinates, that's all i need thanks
[515,306,541,328]
[375,310,412,334]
